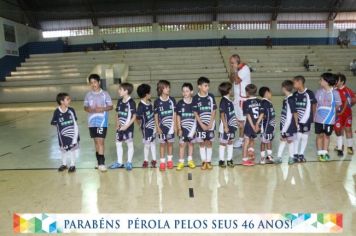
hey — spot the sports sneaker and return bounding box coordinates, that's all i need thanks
[98,165,107,172]
[260,157,266,165]
[288,157,295,165]
[337,150,344,157]
[293,154,299,163]
[167,160,174,169]
[219,160,226,168]
[58,165,67,172]
[266,156,274,164]
[142,161,148,168]
[68,166,76,173]
[187,160,196,169]
[159,162,166,171]
[318,155,326,162]
[227,160,234,168]
[206,162,213,170]
[151,160,157,168]
[126,162,133,171]
[298,155,307,162]
[242,159,255,166]
[201,162,208,170]
[109,162,124,169]
[324,153,330,161]
[347,147,354,155]
[176,162,185,171]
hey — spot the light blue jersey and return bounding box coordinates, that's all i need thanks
[315,88,341,125]
[84,89,113,128]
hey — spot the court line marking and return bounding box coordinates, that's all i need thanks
[0,152,12,158]
[21,145,32,150]
[37,139,47,143]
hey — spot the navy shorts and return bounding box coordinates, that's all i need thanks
[89,127,107,139]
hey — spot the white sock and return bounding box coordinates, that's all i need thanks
[127,142,134,163]
[167,155,173,162]
[295,133,302,155]
[337,136,343,150]
[261,151,266,158]
[199,147,206,162]
[227,144,233,161]
[288,142,294,158]
[116,142,123,164]
[150,142,157,160]
[70,150,76,167]
[347,138,353,148]
[300,133,309,155]
[144,144,150,161]
[219,145,226,161]
[179,159,184,163]
[206,148,212,162]
[61,152,67,166]
[277,141,286,158]
[188,156,192,161]
[317,150,323,155]
[267,149,272,156]
[160,158,166,163]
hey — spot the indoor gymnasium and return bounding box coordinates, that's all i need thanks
[0,0,355,235]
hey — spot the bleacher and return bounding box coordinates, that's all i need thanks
[1,45,355,103]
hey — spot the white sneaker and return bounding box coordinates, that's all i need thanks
[233,139,243,148]
[98,165,107,172]
[260,157,266,165]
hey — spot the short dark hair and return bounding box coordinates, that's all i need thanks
[245,84,257,96]
[320,73,337,86]
[137,84,151,98]
[120,82,134,95]
[281,80,294,92]
[56,92,69,105]
[88,74,100,83]
[197,77,210,85]
[293,75,305,84]
[259,87,270,97]
[157,80,170,96]
[218,82,232,96]
[182,83,193,91]
[337,73,347,85]
[230,54,240,60]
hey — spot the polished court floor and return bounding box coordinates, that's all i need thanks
[0,98,355,235]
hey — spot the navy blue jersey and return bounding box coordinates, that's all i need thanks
[137,100,155,139]
[192,93,217,130]
[51,107,79,150]
[243,97,261,136]
[116,97,136,133]
[260,98,276,134]
[219,96,238,133]
[280,94,297,134]
[293,89,316,125]
[176,99,196,138]
[154,96,176,135]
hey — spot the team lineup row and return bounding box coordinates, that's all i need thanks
[50,73,355,173]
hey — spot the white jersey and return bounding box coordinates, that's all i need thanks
[233,64,251,101]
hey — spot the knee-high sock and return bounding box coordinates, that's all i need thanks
[206,148,212,162]
[199,147,206,162]
[61,152,67,166]
[300,133,309,155]
[116,142,123,164]
[347,138,353,148]
[150,142,157,160]
[219,145,226,161]
[127,141,134,163]
[295,132,302,155]
[277,141,286,158]
[227,144,233,161]
[337,136,343,150]
[70,150,77,167]
[144,144,150,161]
[288,142,295,158]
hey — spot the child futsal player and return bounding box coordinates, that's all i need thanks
[110,83,136,171]
[315,73,341,161]
[242,84,261,166]
[176,83,197,170]
[84,74,113,172]
[276,80,299,164]
[334,73,355,156]
[192,77,217,170]
[257,87,276,164]
[218,82,238,168]
[154,80,176,171]
[292,75,317,162]
[51,93,79,173]
[136,84,157,168]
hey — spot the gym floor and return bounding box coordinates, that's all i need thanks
[0,97,355,235]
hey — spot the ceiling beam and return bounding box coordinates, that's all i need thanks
[328,0,344,20]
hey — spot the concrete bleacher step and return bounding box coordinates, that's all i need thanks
[0,78,85,87]
[6,73,85,81]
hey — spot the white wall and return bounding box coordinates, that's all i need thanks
[0,17,40,58]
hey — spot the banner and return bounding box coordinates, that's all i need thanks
[13,213,342,234]
[3,23,18,56]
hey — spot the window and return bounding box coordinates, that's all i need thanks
[160,23,213,32]
[277,21,327,30]
[42,28,93,38]
[99,25,153,34]
[334,21,356,30]
[218,21,271,30]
